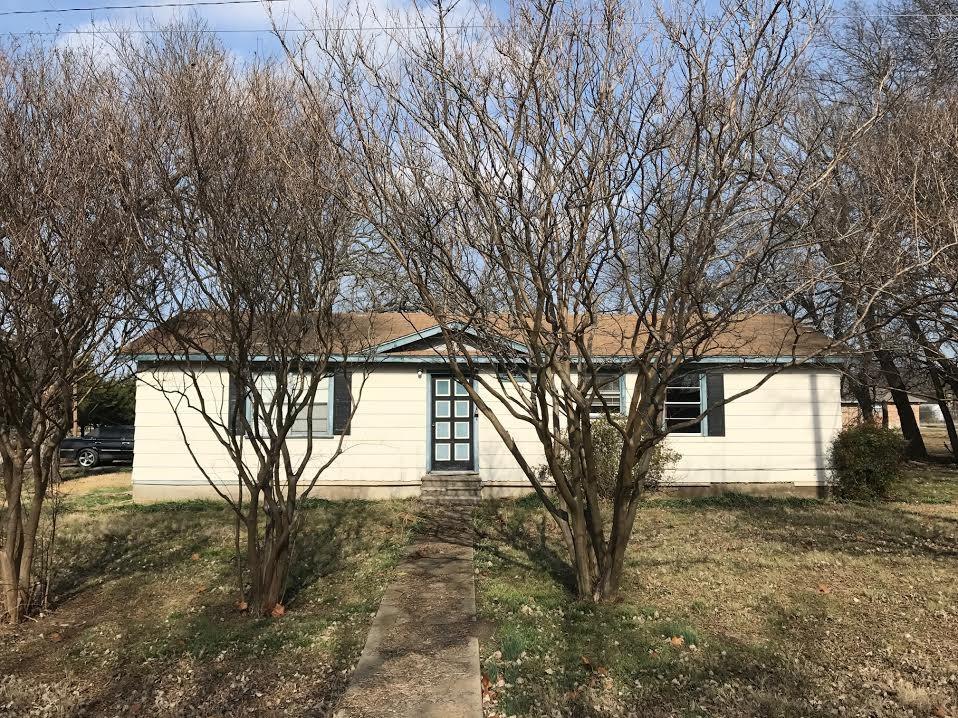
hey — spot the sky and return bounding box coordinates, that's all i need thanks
[0,0,352,57]
[0,0,878,60]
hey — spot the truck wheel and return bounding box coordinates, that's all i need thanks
[77,449,98,469]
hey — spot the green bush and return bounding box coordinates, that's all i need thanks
[543,416,680,498]
[829,423,906,499]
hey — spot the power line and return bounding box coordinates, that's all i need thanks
[0,0,286,18]
[2,10,958,37]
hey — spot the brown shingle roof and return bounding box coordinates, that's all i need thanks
[128,311,836,361]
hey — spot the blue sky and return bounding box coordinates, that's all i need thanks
[0,0,330,57]
[0,0,869,58]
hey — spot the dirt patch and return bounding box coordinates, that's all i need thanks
[59,470,131,496]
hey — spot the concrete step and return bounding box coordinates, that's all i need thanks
[422,490,481,502]
[422,479,482,492]
[420,472,482,504]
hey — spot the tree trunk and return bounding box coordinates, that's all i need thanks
[936,399,958,460]
[1,456,27,622]
[905,317,958,460]
[242,489,295,617]
[874,348,927,459]
[851,381,875,423]
[564,503,596,600]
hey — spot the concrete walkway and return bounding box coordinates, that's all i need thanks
[334,506,482,718]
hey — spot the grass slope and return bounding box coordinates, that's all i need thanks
[1,478,417,717]
[475,466,958,718]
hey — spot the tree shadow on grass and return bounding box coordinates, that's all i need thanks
[487,584,830,718]
[50,500,232,603]
[4,500,412,718]
[660,493,957,561]
[474,498,576,593]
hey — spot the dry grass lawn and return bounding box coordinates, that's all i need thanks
[0,474,417,718]
[476,465,958,718]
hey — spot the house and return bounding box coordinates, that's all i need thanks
[129,312,843,502]
[841,387,955,428]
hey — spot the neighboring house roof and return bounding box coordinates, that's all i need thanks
[128,311,839,363]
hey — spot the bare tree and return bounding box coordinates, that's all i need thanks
[0,43,142,622]
[283,0,873,600]
[116,29,373,616]
[792,0,958,458]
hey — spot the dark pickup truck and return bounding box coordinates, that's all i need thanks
[60,426,135,469]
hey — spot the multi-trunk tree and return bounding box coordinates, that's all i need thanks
[114,30,373,615]
[0,44,143,621]
[788,0,958,458]
[286,0,872,600]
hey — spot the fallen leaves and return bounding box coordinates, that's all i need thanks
[270,603,285,618]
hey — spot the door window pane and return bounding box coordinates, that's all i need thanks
[435,379,451,396]
[435,401,450,418]
[434,443,450,461]
[454,443,470,461]
[435,422,451,439]
[454,421,470,439]
[454,400,470,418]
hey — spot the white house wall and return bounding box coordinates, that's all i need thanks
[133,364,429,501]
[636,368,842,488]
[132,363,841,501]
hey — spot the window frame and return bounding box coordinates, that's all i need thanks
[245,372,335,440]
[589,372,624,417]
[664,372,708,437]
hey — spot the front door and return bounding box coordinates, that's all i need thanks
[430,375,474,471]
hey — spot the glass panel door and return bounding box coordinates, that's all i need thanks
[431,375,474,470]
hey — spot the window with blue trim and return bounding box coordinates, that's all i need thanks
[589,373,622,416]
[246,373,332,438]
[665,373,704,434]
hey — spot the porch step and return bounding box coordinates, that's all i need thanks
[420,472,482,504]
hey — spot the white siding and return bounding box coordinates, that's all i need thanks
[133,365,429,498]
[474,373,546,487]
[133,363,841,499]
[636,368,842,486]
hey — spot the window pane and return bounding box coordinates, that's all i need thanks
[291,403,329,436]
[666,387,700,404]
[435,379,451,396]
[454,421,470,439]
[667,419,702,434]
[435,422,451,439]
[454,382,468,396]
[666,403,699,420]
[590,373,621,414]
[434,443,450,461]
[454,400,470,418]
[435,401,450,418]
[454,443,470,461]
[665,372,703,435]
